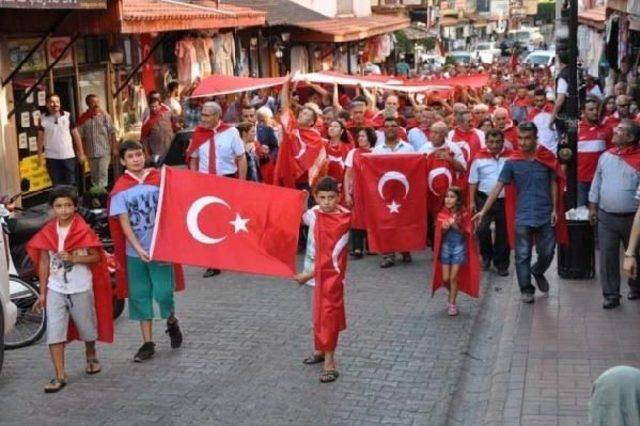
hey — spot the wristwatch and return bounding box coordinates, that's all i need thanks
[624,252,635,258]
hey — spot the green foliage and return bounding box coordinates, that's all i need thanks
[536,2,556,22]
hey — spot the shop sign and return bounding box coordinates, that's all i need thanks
[0,0,106,9]
[8,39,47,73]
[47,37,73,68]
[19,155,51,193]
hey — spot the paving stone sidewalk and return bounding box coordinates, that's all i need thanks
[0,252,488,425]
[482,260,640,425]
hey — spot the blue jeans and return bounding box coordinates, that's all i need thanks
[515,223,556,294]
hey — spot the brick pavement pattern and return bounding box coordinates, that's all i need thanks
[481,262,640,426]
[0,252,485,425]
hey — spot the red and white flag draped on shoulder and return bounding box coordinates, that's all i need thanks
[426,148,457,216]
[27,215,114,343]
[503,147,569,248]
[274,109,327,187]
[108,169,185,299]
[357,154,427,253]
[432,208,481,298]
[184,122,232,172]
[150,167,305,277]
[313,207,351,352]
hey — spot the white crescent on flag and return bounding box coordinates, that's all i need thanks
[377,171,410,199]
[332,232,350,273]
[427,167,453,195]
[293,130,307,160]
[186,196,231,245]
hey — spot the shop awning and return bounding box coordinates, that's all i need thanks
[401,25,438,40]
[578,6,606,31]
[439,16,469,27]
[467,12,489,27]
[225,0,328,26]
[119,0,266,33]
[291,14,410,43]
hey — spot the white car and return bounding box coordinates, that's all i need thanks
[474,42,501,64]
[445,51,473,65]
[524,50,556,69]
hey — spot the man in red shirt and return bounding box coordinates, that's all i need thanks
[578,98,611,206]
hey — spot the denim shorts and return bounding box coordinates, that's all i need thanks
[439,239,466,265]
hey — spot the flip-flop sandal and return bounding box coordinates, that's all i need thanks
[44,378,67,393]
[303,354,325,365]
[320,370,339,383]
[86,358,102,375]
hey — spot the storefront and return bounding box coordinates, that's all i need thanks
[0,0,264,200]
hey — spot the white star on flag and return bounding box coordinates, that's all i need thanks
[229,213,250,234]
[386,200,401,213]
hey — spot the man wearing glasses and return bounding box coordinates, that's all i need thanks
[589,120,640,309]
[602,95,635,131]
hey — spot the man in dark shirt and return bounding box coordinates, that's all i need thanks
[474,122,558,303]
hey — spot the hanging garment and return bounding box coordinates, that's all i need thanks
[194,37,212,77]
[290,45,309,74]
[175,38,199,87]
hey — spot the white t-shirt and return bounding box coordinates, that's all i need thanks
[302,207,318,287]
[191,126,245,175]
[557,77,568,96]
[40,111,76,160]
[372,140,415,154]
[47,221,92,294]
[531,112,558,155]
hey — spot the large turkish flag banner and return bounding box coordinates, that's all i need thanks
[359,154,427,253]
[150,167,305,277]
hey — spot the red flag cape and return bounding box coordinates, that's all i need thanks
[77,109,102,127]
[274,109,327,187]
[426,147,456,216]
[432,208,481,298]
[608,145,640,171]
[26,215,114,343]
[141,108,169,139]
[150,166,305,277]
[504,148,569,249]
[108,169,185,299]
[313,208,351,352]
[360,153,427,252]
[350,148,371,229]
[184,122,231,170]
[191,75,287,98]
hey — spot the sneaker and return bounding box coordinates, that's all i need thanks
[380,257,395,268]
[497,269,509,277]
[203,268,221,278]
[602,298,621,309]
[521,293,535,304]
[447,304,458,316]
[401,253,412,263]
[628,290,640,300]
[166,317,183,349]
[532,273,549,293]
[134,342,156,362]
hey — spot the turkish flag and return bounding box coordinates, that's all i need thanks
[150,167,305,277]
[359,154,427,253]
[426,148,456,216]
[313,208,351,352]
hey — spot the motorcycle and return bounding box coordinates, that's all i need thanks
[1,182,125,350]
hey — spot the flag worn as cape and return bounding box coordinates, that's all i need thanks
[273,109,327,187]
[26,214,114,343]
[77,108,103,127]
[432,208,481,298]
[503,147,569,249]
[108,169,185,299]
[608,145,640,172]
[184,122,231,172]
[313,208,351,352]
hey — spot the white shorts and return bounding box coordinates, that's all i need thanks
[46,289,97,344]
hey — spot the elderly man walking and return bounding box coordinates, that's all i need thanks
[186,101,247,278]
[77,94,117,188]
[589,119,640,309]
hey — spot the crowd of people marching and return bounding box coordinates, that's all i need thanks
[29,50,640,391]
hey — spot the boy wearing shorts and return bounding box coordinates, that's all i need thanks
[28,185,114,393]
[109,140,184,362]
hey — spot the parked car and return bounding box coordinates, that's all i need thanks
[474,42,501,64]
[524,50,556,69]
[445,51,472,65]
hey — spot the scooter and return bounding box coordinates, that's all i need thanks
[1,182,125,350]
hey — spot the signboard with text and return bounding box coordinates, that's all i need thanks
[0,0,105,9]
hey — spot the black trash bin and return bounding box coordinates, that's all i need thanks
[557,220,595,279]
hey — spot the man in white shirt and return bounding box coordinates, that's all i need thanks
[373,117,414,268]
[36,93,86,187]
[407,106,436,151]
